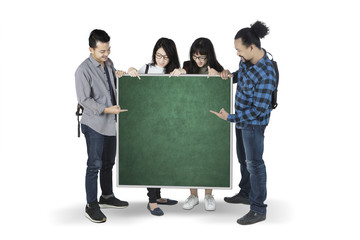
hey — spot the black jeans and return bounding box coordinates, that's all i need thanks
[147,188,161,203]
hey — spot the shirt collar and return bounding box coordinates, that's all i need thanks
[242,49,269,70]
[89,54,102,68]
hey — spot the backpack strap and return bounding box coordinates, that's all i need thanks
[145,64,149,74]
[75,104,83,137]
[267,52,279,109]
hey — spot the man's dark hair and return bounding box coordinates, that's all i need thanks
[89,29,110,49]
[234,21,269,48]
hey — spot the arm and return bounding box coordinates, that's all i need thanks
[227,78,274,123]
[75,67,127,115]
[75,67,106,115]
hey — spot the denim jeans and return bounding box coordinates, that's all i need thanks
[81,124,116,204]
[236,126,267,214]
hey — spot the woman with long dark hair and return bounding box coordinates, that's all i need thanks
[127,37,181,216]
[128,37,182,77]
[181,37,224,211]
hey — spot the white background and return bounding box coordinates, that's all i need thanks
[1,0,359,239]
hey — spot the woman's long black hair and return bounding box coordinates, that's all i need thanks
[188,37,223,74]
[151,37,180,74]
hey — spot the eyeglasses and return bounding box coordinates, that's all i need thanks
[155,53,169,61]
[192,55,207,62]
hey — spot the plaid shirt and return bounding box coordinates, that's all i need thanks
[227,52,276,128]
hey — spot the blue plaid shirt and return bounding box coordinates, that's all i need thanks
[227,52,276,128]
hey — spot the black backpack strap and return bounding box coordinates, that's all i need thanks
[267,52,279,109]
[75,104,83,137]
[145,64,149,74]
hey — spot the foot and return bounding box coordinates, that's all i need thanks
[156,198,178,205]
[85,202,106,223]
[147,203,164,216]
[204,194,216,211]
[237,210,266,225]
[99,195,129,209]
[182,195,199,210]
[224,193,250,205]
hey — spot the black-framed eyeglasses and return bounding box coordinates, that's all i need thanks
[192,55,207,62]
[155,53,169,61]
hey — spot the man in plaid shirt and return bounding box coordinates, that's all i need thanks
[211,21,276,225]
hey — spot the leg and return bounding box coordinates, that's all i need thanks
[236,128,251,198]
[224,128,251,204]
[82,124,104,204]
[147,188,158,204]
[147,188,164,216]
[241,125,267,214]
[99,135,116,197]
[205,189,213,195]
[190,188,198,197]
[155,188,161,200]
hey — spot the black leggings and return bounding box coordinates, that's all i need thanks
[147,188,161,203]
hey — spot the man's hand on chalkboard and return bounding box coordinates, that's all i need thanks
[104,105,128,114]
[220,70,233,80]
[169,68,186,77]
[210,108,229,121]
[115,70,126,78]
[127,67,141,80]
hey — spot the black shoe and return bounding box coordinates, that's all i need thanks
[99,196,129,209]
[156,198,178,205]
[85,202,106,223]
[224,193,250,204]
[147,204,164,216]
[237,210,266,225]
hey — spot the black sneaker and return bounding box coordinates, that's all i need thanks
[224,193,250,204]
[237,210,266,225]
[99,196,129,209]
[85,202,106,223]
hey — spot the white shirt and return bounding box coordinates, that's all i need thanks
[138,64,165,74]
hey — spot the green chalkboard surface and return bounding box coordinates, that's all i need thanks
[117,74,232,188]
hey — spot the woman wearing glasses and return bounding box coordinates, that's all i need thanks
[128,37,184,78]
[181,37,224,211]
[127,37,181,216]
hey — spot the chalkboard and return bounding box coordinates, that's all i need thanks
[117,74,232,188]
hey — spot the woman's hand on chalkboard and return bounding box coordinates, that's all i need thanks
[207,66,220,78]
[220,69,233,80]
[210,108,229,121]
[104,105,128,114]
[169,68,186,77]
[127,67,141,80]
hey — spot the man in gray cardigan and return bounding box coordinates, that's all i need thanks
[75,29,128,223]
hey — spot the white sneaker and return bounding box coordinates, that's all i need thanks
[204,194,216,211]
[182,195,199,210]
